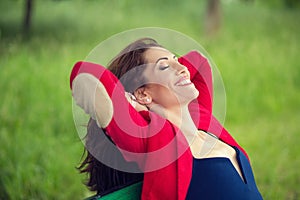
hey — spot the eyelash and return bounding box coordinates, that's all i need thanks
[158,56,178,70]
[159,65,169,70]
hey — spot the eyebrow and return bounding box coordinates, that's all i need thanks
[155,57,168,64]
[155,55,176,64]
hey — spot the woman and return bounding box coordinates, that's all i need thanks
[70,38,263,199]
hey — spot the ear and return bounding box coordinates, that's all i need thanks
[134,87,152,105]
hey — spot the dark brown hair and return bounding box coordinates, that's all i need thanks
[77,38,162,195]
[108,37,162,93]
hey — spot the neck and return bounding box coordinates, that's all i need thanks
[151,103,198,144]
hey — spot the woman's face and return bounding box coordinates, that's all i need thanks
[141,47,199,108]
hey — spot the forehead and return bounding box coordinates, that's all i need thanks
[144,47,173,63]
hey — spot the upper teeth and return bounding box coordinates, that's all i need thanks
[176,79,191,86]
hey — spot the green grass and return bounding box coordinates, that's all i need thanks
[0,0,299,199]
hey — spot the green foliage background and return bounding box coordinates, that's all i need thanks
[0,0,299,199]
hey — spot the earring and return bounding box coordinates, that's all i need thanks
[145,98,150,103]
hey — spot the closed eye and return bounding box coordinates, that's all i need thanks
[159,65,169,70]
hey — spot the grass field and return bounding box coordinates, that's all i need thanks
[0,0,299,199]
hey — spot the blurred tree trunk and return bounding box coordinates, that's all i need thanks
[284,0,299,8]
[23,0,33,34]
[204,0,221,37]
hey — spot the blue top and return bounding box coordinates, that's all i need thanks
[186,146,263,200]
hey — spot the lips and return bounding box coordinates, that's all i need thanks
[175,77,192,86]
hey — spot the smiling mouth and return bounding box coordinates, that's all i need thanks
[175,78,192,86]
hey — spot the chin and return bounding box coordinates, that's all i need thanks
[189,90,200,102]
[178,88,199,104]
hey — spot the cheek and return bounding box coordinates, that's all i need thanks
[148,70,172,86]
[150,76,169,86]
[152,85,179,105]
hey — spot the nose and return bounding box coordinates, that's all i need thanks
[175,63,189,77]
